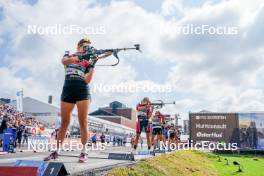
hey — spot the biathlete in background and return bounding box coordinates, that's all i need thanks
[176,127,181,148]
[167,124,176,151]
[162,123,169,147]
[150,111,165,150]
[133,97,153,150]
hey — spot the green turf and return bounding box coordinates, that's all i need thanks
[208,153,264,176]
[107,150,264,176]
[108,150,217,176]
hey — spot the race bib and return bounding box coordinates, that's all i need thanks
[65,67,85,78]
[137,111,147,116]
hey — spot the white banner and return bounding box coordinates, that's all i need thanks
[16,90,23,112]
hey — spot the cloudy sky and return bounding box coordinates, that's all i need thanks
[0,0,264,122]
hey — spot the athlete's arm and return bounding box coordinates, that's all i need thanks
[161,115,165,124]
[84,68,94,84]
[136,104,151,111]
[61,55,79,65]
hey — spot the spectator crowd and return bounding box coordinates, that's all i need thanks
[0,104,46,151]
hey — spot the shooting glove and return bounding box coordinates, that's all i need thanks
[88,58,98,68]
[76,47,96,61]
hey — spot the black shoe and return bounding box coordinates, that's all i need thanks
[148,146,151,150]
[44,151,58,161]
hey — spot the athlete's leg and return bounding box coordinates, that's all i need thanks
[146,132,151,149]
[168,138,171,151]
[175,137,179,150]
[134,133,140,149]
[57,101,75,150]
[76,100,90,150]
[158,134,163,144]
[151,133,155,147]
[162,131,166,145]
[146,122,151,149]
[134,122,141,149]
[158,133,164,149]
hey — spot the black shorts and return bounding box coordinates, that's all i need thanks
[61,80,91,103]
[152,127,162,135]
[136,119,150,134]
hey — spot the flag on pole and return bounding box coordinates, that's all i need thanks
[16,90,23,112]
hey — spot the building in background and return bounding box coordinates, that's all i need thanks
[20,97,61,126]
[0,98,11,104]
[89,101,137,129]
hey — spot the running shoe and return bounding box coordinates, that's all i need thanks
[43,151,58,161]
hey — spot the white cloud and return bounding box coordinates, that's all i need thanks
[161,0,184,17]
[0,0,264,121]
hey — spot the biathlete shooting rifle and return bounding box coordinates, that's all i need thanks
[68,44,141,67]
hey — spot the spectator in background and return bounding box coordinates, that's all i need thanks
[113,136,116,146]
[100,133,105,144]
[55,128,59,140]
[118,136,121,146]
[106,134,110,145]
[123,136,127,146]
[16,120,24,152]
[0,116,8,148]
[22,128,30,147]
[91,132,97,146]
[0,104,46,129]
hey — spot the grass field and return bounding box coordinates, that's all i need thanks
[107,150,264,176]
[208,153,264,176]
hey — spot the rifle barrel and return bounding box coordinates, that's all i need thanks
[140,101,175,106]
[118,47,138,51]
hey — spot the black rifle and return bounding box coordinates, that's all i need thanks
[141,100,176,109]
[71,44,141,66]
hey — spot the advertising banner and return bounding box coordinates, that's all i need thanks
[239,113,264,150]
[190,113,239,144]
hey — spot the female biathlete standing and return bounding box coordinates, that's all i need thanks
[44,38,112,163]
[151,111,165,150]
[133,97,153,150]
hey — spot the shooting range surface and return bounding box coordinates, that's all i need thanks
[0,146,139,175]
